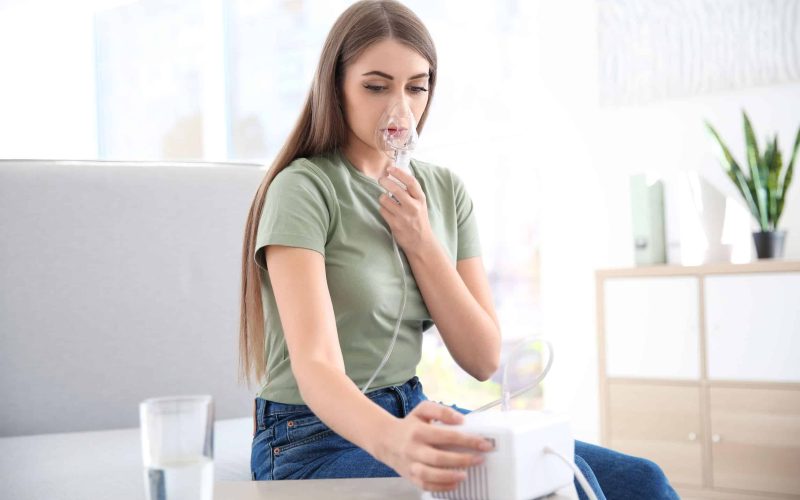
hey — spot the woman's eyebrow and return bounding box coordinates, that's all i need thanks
[361,70,429,80]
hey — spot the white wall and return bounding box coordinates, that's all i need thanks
[595,82,800,265]
[535,0,800,443]
[532,0,607,444]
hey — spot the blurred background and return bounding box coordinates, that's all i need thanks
[1,1,798,496]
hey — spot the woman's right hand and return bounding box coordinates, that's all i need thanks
[376,400,494,492]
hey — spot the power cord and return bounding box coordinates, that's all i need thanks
[543,446,598,500]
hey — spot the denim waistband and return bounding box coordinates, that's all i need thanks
[254,375,423,431]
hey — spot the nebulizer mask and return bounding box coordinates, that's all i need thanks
[360,100,419,395]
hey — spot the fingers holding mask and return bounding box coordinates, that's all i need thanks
[385,166,425,201]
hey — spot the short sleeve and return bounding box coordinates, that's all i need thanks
[451,170,482,260]
[253,166,331,273]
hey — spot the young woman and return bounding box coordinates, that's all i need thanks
[239,1,679,498]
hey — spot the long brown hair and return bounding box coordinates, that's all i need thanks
[238,0,438,388]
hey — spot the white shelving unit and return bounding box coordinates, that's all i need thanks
[596,261,800,499]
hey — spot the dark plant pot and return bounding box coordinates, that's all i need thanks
[752,230,787,259]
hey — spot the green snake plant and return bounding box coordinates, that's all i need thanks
[705,111,799,232]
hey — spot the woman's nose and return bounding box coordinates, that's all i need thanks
[388,94,412,113]
[391,88,411,105]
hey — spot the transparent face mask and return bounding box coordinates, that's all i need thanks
[373,100,419,173]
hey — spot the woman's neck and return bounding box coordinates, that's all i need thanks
[340,138,392,180]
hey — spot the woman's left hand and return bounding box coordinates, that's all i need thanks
[378,166,435,253]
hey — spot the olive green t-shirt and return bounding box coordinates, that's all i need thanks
[253,147,482,404]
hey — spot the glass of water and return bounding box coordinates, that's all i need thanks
[139,395,214,500]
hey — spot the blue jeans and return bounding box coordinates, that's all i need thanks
[251,376,679,499]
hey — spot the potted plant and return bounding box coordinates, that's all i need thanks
[705,111,798,259]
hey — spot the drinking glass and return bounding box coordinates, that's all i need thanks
[139,395,214,500]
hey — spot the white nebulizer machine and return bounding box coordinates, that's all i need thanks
[429,340,596,500]
[360,101,597,500]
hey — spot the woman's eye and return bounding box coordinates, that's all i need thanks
[362,84,428,94]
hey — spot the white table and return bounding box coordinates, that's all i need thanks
[0,416,577,499]
[215,478,579,499]
[0,417,252,499]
